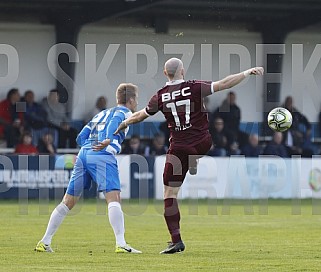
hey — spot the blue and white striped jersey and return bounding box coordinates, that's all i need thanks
[76,106,132,155]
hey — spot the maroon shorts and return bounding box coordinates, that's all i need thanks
[163,133,212,187]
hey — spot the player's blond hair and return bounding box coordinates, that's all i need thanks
[116,83,138,105]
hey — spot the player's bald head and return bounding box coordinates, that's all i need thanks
[164,58,184,80]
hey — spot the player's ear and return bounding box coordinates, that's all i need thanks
[129,97,136,106]
[164,69,168,77]
[181,68,185,77]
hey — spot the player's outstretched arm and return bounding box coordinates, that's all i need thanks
[213,67,264,92]
[114,109,149,135]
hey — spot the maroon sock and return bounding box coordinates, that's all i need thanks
[164,198,181,243]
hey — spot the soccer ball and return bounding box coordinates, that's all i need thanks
[267,107,292,132]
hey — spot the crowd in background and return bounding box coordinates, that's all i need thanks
[204,92,319,158]
[0,88,320,157]
[0,88,91,154]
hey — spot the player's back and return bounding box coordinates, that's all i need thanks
[77,106,131,154]
[156,80,213,146]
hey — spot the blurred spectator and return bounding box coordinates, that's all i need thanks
[144,133,168,156]
[212,91,248,148]
[14,131,38,155]
[159,121,170,148]
[208,117,232,156]
[229,141,241,155]
[86,96,108,122]
[21,90,58,146]
[37,132,56,155]
[281,96,312,156]
[212,92,238,132]
[0,88,24,147]
[241,134,262,157]
[122,134,145,155]
[23,90,47,130]
[207,144,217,156]
[263,131,289,157]
[42,89,77,148]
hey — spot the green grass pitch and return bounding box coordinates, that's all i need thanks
[1,199,321,271]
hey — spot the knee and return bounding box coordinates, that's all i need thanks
[164,186,180,199]
[62,200,74,210]
[105,190,121,204]
[62,195,77,210]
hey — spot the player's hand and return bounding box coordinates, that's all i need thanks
[244,67,264,77]
[92,139,111,151]
[113,121,128,135]
[251,67,264,75]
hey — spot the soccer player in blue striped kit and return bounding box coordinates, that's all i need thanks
[35,83,142,254]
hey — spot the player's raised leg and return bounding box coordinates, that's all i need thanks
[188,158,199,175]
[189,135,212,175]
[35,193,80,252]
[105,190,142,253]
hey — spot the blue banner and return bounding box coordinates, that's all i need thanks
[0,154,97,199]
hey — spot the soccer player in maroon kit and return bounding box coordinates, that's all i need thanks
[115,58,264,254]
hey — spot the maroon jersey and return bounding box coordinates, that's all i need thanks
[145,79,214,146]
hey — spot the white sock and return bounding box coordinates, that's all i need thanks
[108,202,126,247]
[41,203,70,245]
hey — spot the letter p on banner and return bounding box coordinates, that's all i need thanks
[0,155,14,193]
[0,44,19,87]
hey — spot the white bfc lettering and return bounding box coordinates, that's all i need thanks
[161,87,191,102]
[162,93,171,102]
[182,87,191,96]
